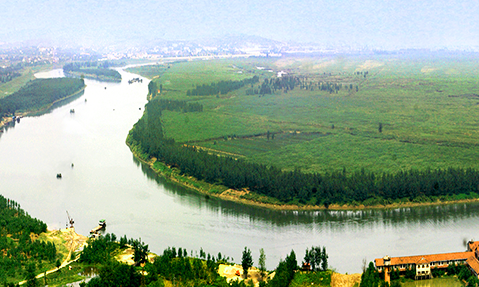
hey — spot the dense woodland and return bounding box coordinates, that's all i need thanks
[63,61,122,82]
[0,64,22,84]
[0,195,56,285]
[0,78,85,116]
[128,91,479,207]
[186,76,259,96]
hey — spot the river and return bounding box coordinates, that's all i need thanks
[0,67,478,273]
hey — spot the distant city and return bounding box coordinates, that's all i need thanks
[2,35,478,67]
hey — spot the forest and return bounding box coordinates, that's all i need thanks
[0,195,57,285]
[128,94,479,207]
[0,64,22,84]
[79,233,330,287]
[0,78,85,116]
[63,61,122,82]
[186,76,259,96]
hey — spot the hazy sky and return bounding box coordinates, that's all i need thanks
[1,0,478,50]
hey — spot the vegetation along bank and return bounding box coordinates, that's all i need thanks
[126,55,479,210]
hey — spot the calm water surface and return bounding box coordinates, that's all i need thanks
[1,68,478,273]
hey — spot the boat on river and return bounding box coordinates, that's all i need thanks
[90,219,107,237]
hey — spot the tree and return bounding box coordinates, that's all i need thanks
[378,123,383,133]
[25,263,37,287]
[131,238,149,266]
[242,247,253,279]
[321,246,328,271]
[360,262,381,287]
[259,248,266,280]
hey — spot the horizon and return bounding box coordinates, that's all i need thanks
[1,0,478,51]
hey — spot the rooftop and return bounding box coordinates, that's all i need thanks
[375,251,473,267]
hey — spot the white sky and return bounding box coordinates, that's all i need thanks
[1,0,478,49]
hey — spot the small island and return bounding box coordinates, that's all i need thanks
[63,61,122,83]
[0,77,86,128]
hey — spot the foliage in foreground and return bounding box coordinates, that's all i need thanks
[0,195,56,285]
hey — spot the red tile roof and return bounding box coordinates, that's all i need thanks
[375,251,473,267]
[467,256,479,275]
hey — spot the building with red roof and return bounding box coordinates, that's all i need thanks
[375,240,479,283]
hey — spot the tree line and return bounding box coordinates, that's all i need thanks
[0,64,22,84]
[0,78,85,116]
[128,96,479,207]
[63,61,121,82]
[245,75,357,96]
[186,76,259,96]
[0,195,56,285]
[81,231,329,287]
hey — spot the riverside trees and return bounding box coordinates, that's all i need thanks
[0,78,85,116]
[128,94,479,207]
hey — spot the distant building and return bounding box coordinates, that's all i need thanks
[375,240,479,283]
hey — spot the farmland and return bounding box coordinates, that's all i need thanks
[128,53,479,175]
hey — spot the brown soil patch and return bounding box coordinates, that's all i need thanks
[218,264,269,287]
[331,272,361,287]
[116,247,156,265]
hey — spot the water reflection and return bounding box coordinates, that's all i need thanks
[29,90,85,117]
[136,156,479,230]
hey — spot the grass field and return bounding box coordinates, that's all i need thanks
[130,54,479,174]
[0,64,55,98]
[399,277,464,287]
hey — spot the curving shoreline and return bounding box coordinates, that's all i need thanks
[127,139,479,211]
[0,86,86,130]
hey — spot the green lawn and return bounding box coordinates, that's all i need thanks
[399,277,464,287]
[131,55,479,174]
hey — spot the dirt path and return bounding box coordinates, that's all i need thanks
[18,228,88,285]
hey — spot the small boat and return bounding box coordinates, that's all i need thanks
[90,219,107,236]
[56,173,62,178]
[70,109,75,113]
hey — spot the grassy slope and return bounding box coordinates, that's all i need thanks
[132,55,479,175]
[0,64,55,98]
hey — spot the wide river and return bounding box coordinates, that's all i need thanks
[1,68,478,273]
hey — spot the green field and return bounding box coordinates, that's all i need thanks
[0,64,54,98]
[399,277,464,287]
[128,54,479,175]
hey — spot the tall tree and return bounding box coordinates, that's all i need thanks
[321,246,328,271]
[259,248,267,280]
[131,238,149,266]
[242,247,253,279]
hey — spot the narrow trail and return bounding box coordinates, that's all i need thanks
[18,228,88,285]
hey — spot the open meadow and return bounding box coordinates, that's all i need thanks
[128,53,479,175]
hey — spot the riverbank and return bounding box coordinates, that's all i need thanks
[0,85,85,130]
[127,139,479,211]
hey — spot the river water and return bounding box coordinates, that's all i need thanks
[0,68,478,273]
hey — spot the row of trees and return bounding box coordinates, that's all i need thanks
[244,76,358,96]
[303,246,328,271]
[186,76,260,96]
[0,64,21,84]
[129,102,479,205]
[129,96,479,206]
[63,62,121,82]
[83,236,327,287]
[0,78,85,116]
